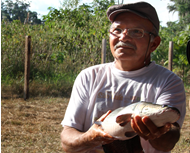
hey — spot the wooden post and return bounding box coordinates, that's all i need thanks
[168,41,173,71]
[101,39,106,64]
[24,36,31,100]
[24,12,30,24]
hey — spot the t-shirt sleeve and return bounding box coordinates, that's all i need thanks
[61,70,90,131]
[141,71,186,153]
[156,74,186,128]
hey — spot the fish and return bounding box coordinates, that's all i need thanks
[95,102,180,140]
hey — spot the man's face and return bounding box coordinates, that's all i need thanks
[109,12,159,69]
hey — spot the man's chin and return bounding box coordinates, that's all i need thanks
[114,52,134,60]
[115,56,132,61]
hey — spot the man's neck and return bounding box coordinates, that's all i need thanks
[114,59,151,71]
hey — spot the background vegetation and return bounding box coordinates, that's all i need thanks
[1,0,190,98]
[1,1,190,152]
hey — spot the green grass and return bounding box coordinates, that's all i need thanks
[1,72,77,98]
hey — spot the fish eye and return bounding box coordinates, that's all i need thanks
[162,105,168,108]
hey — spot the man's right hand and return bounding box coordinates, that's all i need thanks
[61,110,117,153]
[84,110,117,146]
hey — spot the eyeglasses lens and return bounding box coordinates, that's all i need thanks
[110,28,144,38]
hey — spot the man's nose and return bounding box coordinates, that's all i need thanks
[119,30,132,41]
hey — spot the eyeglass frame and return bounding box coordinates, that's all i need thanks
[109,26,156,38]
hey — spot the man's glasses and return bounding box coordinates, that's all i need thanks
[109,27,154,38]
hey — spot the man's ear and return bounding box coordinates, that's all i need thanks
[150,36,161,53]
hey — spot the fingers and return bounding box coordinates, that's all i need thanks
[158,123,171,135]
[142,116,160,138]
[84,110,117,148]
[135,116,150,134]
[131,115,171,140]
[90,123,116,145]
[142,116,171,138]
[91,110,117,143]
[98,110,112,122]
[131,116,152,140]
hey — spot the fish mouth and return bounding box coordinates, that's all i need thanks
[166,107,181,116]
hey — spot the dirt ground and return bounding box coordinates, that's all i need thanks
[1,93,190,153]
[1,97,67,153]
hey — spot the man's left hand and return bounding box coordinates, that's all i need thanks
[131,115,171,140]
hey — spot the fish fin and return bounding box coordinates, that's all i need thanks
[94,121,102,126]
[94,121,104,130]
[125,131,137,138]
[116,114,132,126]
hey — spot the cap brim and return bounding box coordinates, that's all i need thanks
[187,40,190,65]
[108,9,147,22]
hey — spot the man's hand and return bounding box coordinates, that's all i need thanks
[61,110,117,153]
[131,115,180,152]
[85,110,117,146]
[131,115,171,140]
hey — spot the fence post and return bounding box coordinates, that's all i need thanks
[101,39,106,64]
[24,36,31,100]
[168,41,173,71]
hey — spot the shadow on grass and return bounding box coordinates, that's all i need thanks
[1,81,72,99]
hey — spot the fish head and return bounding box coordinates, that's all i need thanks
[136,102,180,117]
[136,102,181,127]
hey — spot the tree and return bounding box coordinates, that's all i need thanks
[1,0,41,24]
[1,1,11,21]
[167,0,190,24]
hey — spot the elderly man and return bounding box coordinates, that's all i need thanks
[61,2,186,153]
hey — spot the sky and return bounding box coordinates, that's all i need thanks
[9,0,179,27]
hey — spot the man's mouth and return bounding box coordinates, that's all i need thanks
[114,41,137,50]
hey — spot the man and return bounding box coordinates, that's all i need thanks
[61,2,186,153]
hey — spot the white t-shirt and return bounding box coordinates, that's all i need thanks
[61,61,186,153]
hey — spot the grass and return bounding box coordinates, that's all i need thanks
[1,90,190,153]
[1,97,68,153]
[1,78,73,98]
